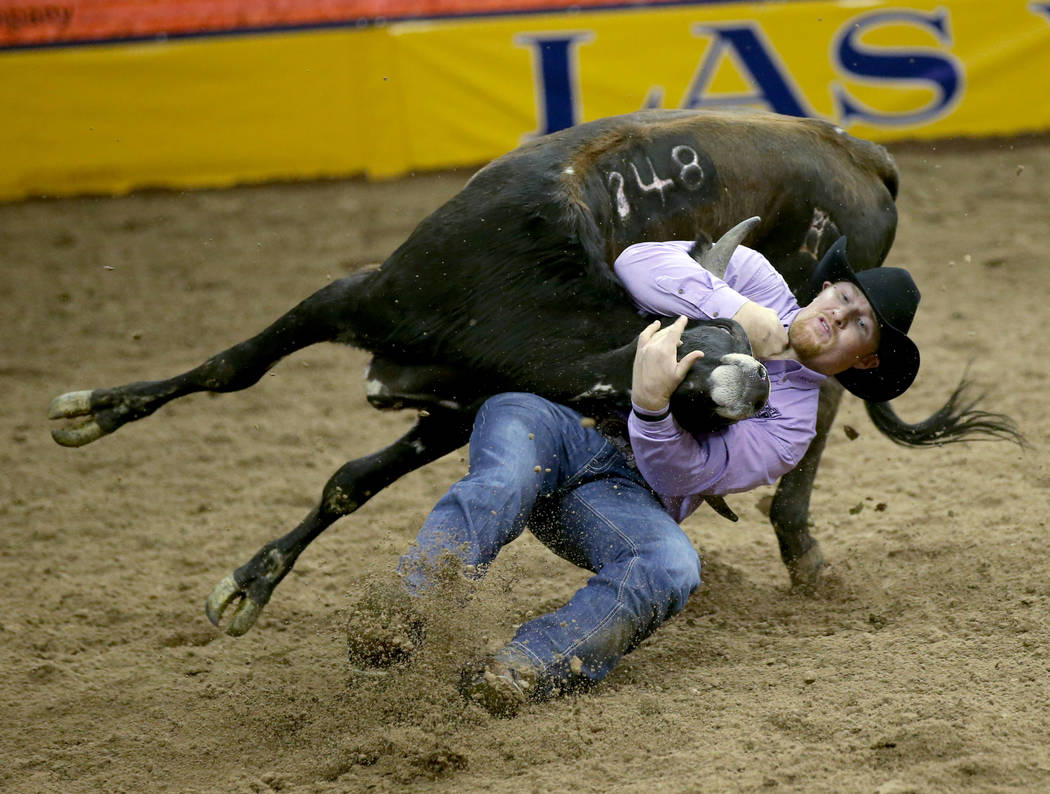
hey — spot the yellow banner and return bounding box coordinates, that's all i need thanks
[3,0,1050,199]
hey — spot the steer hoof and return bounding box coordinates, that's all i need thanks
[49,390,109,447]
[787,543,825,594]
[205,574,264,636]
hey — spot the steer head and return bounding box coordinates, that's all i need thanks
[669,317,769,434]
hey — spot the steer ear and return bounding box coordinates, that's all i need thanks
[689,216,761,279]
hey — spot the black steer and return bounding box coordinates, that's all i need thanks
[48,109,1018,636]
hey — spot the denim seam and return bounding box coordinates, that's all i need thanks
[583,445,616,474]
[505,639,546,669]
[552,490,641,666]
[562,439,616,490]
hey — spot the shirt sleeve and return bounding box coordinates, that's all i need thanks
[614,240,750,321]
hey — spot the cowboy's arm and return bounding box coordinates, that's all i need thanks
[614,242,788,357]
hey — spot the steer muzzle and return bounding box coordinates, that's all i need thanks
[710,353,770,420]
[665,318,768,433]
[670,352,769,435]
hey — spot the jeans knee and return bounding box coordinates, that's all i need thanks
[476,393,565,447]
[670,551,703,602]
[633,537,702,611]
[479,392,550,420]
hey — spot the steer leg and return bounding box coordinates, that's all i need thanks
[205,406,476,636]
[49,272,373,447]
[769,378,844,591]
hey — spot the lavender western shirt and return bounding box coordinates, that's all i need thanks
[614,241,826,523]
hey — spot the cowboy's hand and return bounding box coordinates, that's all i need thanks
[632,316,705,412]
[731,301,788,359]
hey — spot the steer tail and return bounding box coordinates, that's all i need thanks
[865,378,1023,448]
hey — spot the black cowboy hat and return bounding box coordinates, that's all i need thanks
[795,237,921,403]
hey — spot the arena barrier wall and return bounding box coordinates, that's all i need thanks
[2,0,1049,199]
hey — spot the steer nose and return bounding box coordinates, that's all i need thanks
[668,350,770,435]
[711,353,769,421]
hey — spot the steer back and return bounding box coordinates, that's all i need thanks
[544,108,898,286]
[349,109,899,391]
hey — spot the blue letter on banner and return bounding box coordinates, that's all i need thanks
[516,32,594,135]
[680,23,810,117]
[832,9,963,126]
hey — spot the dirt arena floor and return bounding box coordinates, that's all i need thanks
[2,136,1048,793]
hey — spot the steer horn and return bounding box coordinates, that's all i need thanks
[689,216,761,279]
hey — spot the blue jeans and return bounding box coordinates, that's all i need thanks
[399,393,702,697]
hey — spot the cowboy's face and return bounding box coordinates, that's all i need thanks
[790,280,881,375]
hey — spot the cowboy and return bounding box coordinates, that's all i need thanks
[348,235,921,716]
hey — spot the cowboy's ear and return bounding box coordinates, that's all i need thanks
[851,352,879,370]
